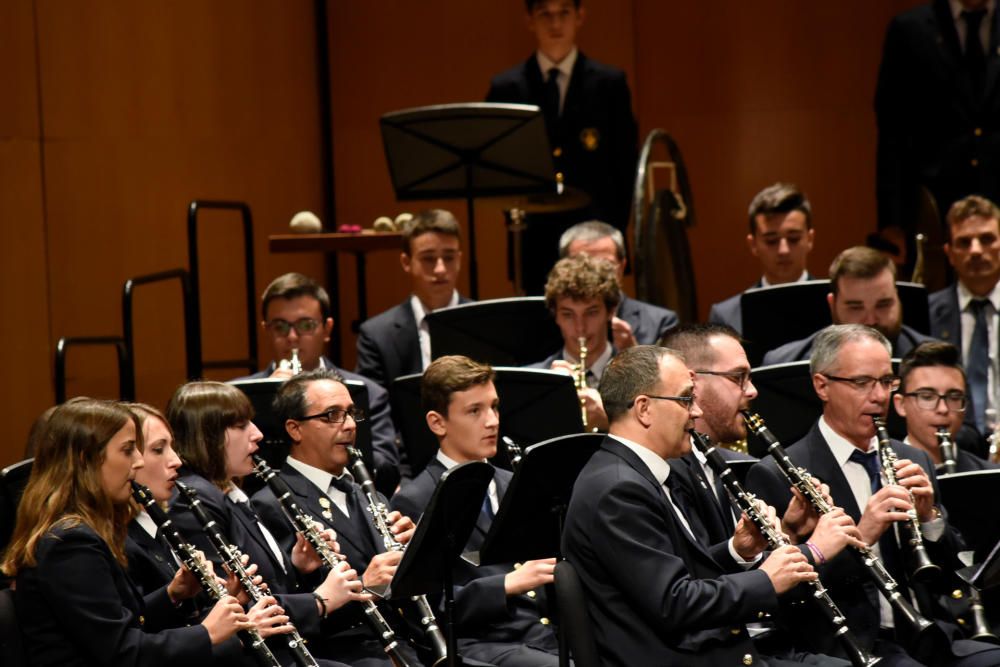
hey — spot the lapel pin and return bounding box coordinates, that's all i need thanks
[319,497,331,509]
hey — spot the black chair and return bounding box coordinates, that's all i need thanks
[0,459,33,555]
[0,587,26,667]
[553,560,600,667]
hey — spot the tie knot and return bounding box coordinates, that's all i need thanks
[970,298,992,313]
[547,67,560,84]
[329,475,354,495]
[848,447,878,464]
[963,8,987,28]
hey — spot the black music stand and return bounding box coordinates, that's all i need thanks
[938,470,1000,563]
[384,461,493,667]
[473,433,602,567]
[228,378,376,492]
[390,368,585,476]
[748,361,906,456]
[741,280,931,366]
[380,103,557,299]
[427,297,563,366]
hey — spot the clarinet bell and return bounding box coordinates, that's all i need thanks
[908,546,941,584]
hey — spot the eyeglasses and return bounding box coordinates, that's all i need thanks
[627,394,696,412]
[265,318,322,337]
[298,407,366,424]
[902,390,967,412]
[696,369,751,391]
[822,374,901,393]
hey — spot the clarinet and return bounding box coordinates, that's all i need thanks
[687,431,880,667]
[347,447,448,667]
[250,456,411,667]
[935,429,959,476]
[130,482,281,667]
[742,411,949,661]
[175,480,320,667]
[872,417,940,583]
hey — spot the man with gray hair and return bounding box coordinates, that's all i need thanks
[708,183,817,333]
[563,344,820,666]
[747,325,996,665]
[559,220,678,346]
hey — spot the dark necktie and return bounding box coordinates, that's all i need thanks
[963,9,988,98]
[544,67,561,123]
[330,476,378,553]
[848,448,907,585]
[968,298,992,433]
[481,493,495,520]
[665,473,711,545]
[848,448,882,494]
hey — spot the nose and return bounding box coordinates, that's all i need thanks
[167,450,182,469]
[744,379,759,401]
[486,407,500,429]
[132,449,145,470]
[342,412,358,432]
[934,396,950,414]
[861,309,878,326]
[970,238,983,255]
[689,401,703,419]
[433,257,447,275]
[777,237,791,255]
[249,421,264,444]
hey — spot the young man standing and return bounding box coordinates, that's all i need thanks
[390,355,560,667]
[356,209,470,387]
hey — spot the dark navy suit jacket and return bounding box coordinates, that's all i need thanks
[761,324,933,366]
[617,294,678,345]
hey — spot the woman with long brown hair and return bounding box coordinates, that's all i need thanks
[2,397,250,667]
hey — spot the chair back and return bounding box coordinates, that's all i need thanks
[553,559,600,667]
[0,587,27,667]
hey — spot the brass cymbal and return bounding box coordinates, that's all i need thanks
[498,186,591,214]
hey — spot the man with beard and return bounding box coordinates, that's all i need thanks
[762,247,934,365]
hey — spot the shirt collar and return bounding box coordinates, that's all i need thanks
[135,510,158,538]
[410,290,460,328]
[286,456,353,493]
[435,448,490,469]
[760,269,809,288]
[818,415,877,466]
[609,434,672,485]
[562,339,614,379]
[951,0,995,21]
[956,279,1000,311]
[537,47,578,80]
[226,485,251,504]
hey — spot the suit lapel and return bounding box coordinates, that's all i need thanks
[800,425,863,521]
[392,300,421,375]
[127,521,177,582]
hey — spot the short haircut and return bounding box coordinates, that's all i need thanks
[273,368,346,423]
[167,381,254,489]
[543,254,621,313]
[898,341,967,392]
[401,209,461,255]
[747,182,812,234]
[558,220,626,261]
[261,272,331,320]
[658,323,742,369]
[946,195,1000,233]
[421,355,496,416]
[525,0,580,11]
[828,246,895,296]
[809,324,891,375]
[600,345,683,423]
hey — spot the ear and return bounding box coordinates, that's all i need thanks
[400,252,412,273]
[892,392,908,417]
[426,410,448,438]
[285,418,303,444]
[813,373,830,403]
[826,292,835,316]
[804,227,815,252]
[746,233,758,257]
[322,317,334,344]
[633,396,653,428]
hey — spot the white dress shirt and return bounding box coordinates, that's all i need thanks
[227,486,287,572]
[286,456,355,518]
[536,47,578,114]
[410,290,461,371]
[950,0,995,52]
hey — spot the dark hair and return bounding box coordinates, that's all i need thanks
[946,195,1000,234]
[599,345,682,423]
[543,254,621,313]
[658,323,741,368]
[747,182,812,234]
[898,341,967,392]
[525,0,580,11]
[261,272,331,320]
[273,368,346,423]
[167,381,254,489]
[421,355,496,416]
[828,246,895,296]
[401,209,462,255]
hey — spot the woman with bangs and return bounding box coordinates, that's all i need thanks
[1,397,249,667]
[126,402,297,665]
[165,381,365,665]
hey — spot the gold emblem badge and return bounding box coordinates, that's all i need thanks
[318,497,331,508]
[580,127,600,151]
[322,510,333,521]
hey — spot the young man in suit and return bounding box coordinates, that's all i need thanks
[928,195,1000,438]
[562,344,820,666]
[356,209,470,388]
[236,272,400,490]
[893,341,997,473]
[748,325,1000,665]
[486,0,638,295]
[559,220,678,346]
[708,183,816,333]
[390,355,561,667]
[250,369,422,667]
[530,253,621,430]
[762,247,933,366]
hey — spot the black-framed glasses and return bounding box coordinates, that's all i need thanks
[265,318,321,336]
[902,389,967,412]
[298,407,366,424]
[627,394,696,412]
[695,369,751,391]
[822,374,901,393]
